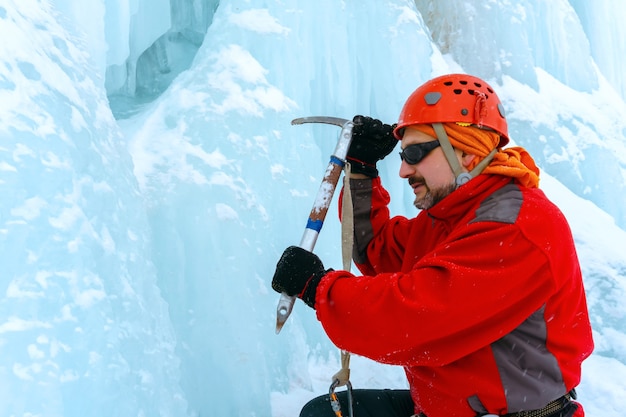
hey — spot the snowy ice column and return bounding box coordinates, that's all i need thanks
[104,0,171,95]
[0,2,187,416]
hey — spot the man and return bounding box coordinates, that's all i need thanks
[272,74,594,417]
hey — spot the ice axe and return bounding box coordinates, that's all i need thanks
[275,116,354,334]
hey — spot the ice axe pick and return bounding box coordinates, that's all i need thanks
[275,116,354,334]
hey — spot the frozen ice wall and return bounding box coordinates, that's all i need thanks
[120,0,626,414]
[570,0,626,101]
[0,1,186,416]
[415,0,599,92]
[105,0,219,117]
[119,1,431,415]
[1,0,626,416]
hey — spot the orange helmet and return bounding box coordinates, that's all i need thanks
[393,74,509,147]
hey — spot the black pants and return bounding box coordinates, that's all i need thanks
[300,389,415,417]
[299,389,579,417]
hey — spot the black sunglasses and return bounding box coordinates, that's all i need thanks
[399,140,441,165]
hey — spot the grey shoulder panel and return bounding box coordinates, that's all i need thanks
[471,182,523,224]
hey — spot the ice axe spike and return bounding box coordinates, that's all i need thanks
[275,116,354,334]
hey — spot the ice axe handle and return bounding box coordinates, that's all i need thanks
[275,117,354,334]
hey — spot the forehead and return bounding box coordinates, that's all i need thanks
[401,126,437,146]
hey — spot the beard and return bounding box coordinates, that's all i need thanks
[412,179,457,210]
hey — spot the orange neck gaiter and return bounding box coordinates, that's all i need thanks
[411,123,540,188]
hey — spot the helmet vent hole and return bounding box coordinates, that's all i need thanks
[453,89,462,94]
[444,81,453,86]
[468,89,475,95]
[474,82,482,88]
[460,80,468,85]
[487,87,494,93]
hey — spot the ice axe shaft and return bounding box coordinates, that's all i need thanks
[275,116,354,334]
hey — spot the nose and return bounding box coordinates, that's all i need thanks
[399,159,416,178]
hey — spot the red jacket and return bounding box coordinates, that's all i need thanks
[316,174,593,417]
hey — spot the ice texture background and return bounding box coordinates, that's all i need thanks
[0,1,625,416]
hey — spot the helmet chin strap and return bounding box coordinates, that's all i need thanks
[432,123,498,187]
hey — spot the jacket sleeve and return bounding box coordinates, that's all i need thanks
[314,220,557,367]
[339,177,412,275]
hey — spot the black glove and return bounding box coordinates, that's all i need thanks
[271,246,330,309]
[347,115,398,177]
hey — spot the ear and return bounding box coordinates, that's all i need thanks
[461,152,477,168]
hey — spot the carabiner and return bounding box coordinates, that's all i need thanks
[328,378,354,417]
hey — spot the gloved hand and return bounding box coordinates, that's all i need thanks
[347,115,398,177]
[271,246,330,309]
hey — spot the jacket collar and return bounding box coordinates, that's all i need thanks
[426,174,513,223]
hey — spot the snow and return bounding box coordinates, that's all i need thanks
[0,1,625,416]
[229,8,291,35]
